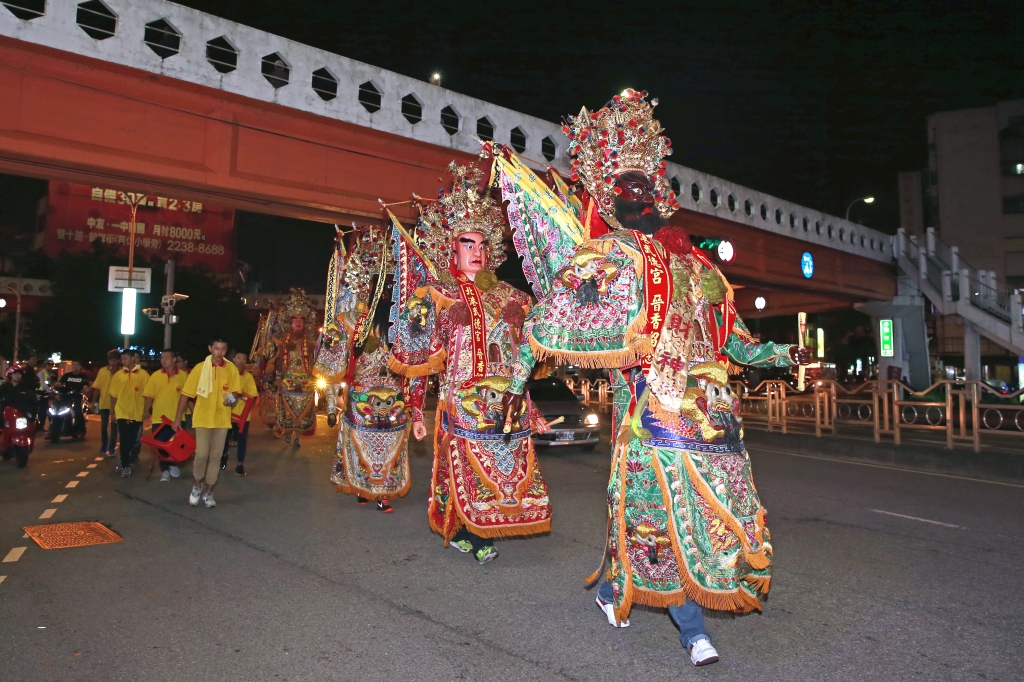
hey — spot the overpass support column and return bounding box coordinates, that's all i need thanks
[855,296,930,391]
[963,322,981,382]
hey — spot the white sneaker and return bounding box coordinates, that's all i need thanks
[169,465,180,478]
[159,471,171,482]
[595,595,630,628]
[688,638,719,666]
[189,486,202,506]
[203,492,216,508]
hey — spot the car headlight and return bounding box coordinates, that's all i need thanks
[49,406,57,415]
[15,417,29,429]
[584,413,600,427]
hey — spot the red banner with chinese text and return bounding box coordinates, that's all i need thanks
[43,181,235,272]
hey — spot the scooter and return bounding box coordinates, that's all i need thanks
[47,386,87,444]
[1,405,37,468]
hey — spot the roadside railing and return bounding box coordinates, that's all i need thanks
[735,378,1024,453]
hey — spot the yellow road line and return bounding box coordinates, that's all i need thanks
[76,471,89,478]
[94,457,104,461]
[86,464,97,469]
[65,481,79,488]
[39,509,56,519]
[0,576,6,585]
[3,547,26,562]
[749,446,1024,489]
[52,495,67,503]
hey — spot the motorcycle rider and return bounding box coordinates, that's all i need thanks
[54,360,89,437]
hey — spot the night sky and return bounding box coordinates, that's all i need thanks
[176,0,1024,232]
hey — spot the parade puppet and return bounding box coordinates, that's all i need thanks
[387,162,552,564]
[313,228,351,429]
[323,226,424,512]
[495,90,810,664]
[260,288,318,446]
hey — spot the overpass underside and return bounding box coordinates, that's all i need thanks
[0,35,895,320]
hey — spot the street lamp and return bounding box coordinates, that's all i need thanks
[845,196,875,221]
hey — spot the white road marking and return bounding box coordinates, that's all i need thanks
[749,446,1024,488]
[76,472,89,478]
[869,509,962,528]
[86,464,97,469]
[0,576,5,585]
[65,481,79,488]
[94,457,104,461]
[39,509,56,519]
[52,495,67,503]
[3,547,26,562]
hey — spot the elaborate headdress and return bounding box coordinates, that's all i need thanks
[278,288,317,338]
[343,225,392,303]
[564,89,680,229]
[416,161,507,271]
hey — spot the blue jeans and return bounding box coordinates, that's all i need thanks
[597,581,709,648]
[99,409,118,452]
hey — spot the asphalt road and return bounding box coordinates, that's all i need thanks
[1,412,1022,682]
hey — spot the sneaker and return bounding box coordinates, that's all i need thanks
[189,486,202,507]
[235,464,246,476]
[114,463,123,473]
[451,539,473,553]
[475,545,498,564]
[160,470,171,482]
[284,433,291,444]
[169,465,180,478]
[377,497,393,513]
[120,466,131,478]
[688,638,719,667]
[293,437,300,448]
[220,455,228,470]
[595,595,630,628]
[356,497,369,506]
[203,492,217,508]
[105,449,117,458]
[99,445,108,454]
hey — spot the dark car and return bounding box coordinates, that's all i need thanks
[526,377,601,451]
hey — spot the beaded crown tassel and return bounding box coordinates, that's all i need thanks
[565,89,682,229]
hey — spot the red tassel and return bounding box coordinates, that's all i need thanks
[653,226,693,258]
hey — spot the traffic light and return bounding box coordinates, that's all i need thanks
[691,236,736,264]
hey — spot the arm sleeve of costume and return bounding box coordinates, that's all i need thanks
[722,315,795,367]
[509,313,539,395]
[406,375,426,422]
[388,286,446,377]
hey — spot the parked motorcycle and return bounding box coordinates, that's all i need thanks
[47,385,87,444]
[1,405,37,468]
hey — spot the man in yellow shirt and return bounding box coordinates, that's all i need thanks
[220,350,259,477]
[174,337,241,508]
[108,349,150,478]
[143,349,189,482]
[91,349,121,456]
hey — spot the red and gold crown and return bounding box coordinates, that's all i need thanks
[565,89,680,229]
[343,225,392,303]
[416,162,506,270]
[277,288,317,338]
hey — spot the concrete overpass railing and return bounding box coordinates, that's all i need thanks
[0,0,893,264]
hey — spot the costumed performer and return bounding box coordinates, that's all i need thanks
[496,90,810,666]
[387,162,552,564]
[260,288,318,447]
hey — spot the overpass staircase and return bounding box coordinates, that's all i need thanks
[894,227,1024,356]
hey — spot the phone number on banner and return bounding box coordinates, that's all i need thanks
[167,241,226,254]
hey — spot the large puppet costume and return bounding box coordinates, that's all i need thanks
[387,162,552,564]
[322,226,424,512]
[260,289,318,447]
[497,90,809,666]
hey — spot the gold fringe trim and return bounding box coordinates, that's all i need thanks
[334,478,411,502]
[530,336,642,370]
[457,515,552,540]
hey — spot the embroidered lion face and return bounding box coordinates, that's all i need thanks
[459,376,512,430]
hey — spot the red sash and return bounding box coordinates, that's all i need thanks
[689,246,736,356]
[454,269,488,380]
[631,230,673,377]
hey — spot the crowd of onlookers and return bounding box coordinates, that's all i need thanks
[0,342,260,508]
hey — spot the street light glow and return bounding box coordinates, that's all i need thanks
[120,287,137,335]
[864,197,875,204]
[754,296,767,310]
[0,298,6,308]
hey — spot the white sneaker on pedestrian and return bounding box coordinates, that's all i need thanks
[595,595,630,628]
[688,638,719,666]
[159,470,171,482]
[189,486,202,507]
[203,492,216,508]
[169,465,180,478]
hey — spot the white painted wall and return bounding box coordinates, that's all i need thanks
[0,0,892,262]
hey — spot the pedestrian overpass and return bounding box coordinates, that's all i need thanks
[6,0,1016,387]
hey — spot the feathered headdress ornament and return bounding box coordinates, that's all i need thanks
[343,225,392,303]
[564,89,680,229]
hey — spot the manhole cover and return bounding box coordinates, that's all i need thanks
[23,522,123,550]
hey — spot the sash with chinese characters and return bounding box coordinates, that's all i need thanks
[454,268,488,380]
[631,230,673,378]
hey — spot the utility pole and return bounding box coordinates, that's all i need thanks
[122,192,147,350]
[163,260,175,349]
[3,279,22,363]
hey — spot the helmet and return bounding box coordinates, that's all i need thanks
[6,363,28,376]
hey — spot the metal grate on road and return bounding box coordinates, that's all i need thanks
[23,522,123,550]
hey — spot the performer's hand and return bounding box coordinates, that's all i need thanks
[531,414,552,434]
[412,421,427,441]
[171,418,181,432]
[501,392,523,432]
[789,346,812,365]
[446,302,471,328]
